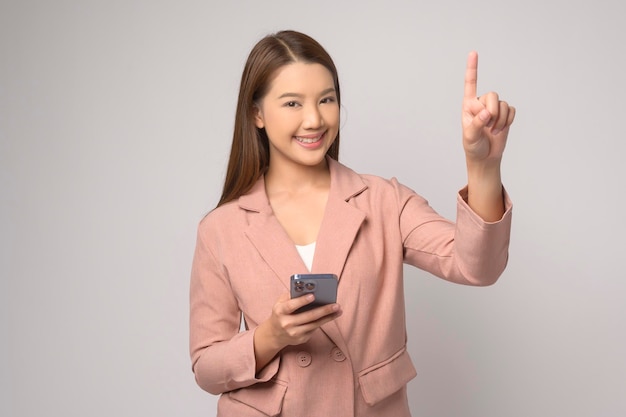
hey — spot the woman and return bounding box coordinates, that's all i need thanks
[190,30,515,416]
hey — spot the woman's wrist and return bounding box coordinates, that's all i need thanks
[253,321,284,372]
[465,158,505,222]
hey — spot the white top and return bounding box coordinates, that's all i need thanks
[295,241,316,272]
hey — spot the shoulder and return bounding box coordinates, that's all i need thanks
[329,158,420,200]
[198,177,268,233]
[361,175,430,216]
[353,171,426,204]
[197,200,241,235]
[330,159,429,212]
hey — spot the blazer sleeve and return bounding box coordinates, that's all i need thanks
[189,217,279,395]
[395,178,512,286]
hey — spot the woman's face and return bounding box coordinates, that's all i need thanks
[254,62,339,171]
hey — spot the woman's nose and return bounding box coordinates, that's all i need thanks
[302,105,324,129]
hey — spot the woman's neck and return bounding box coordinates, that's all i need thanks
[265,158,330,197]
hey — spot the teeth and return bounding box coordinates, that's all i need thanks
[295,135,322,144]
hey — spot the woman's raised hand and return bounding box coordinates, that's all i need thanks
[461,51,516,164]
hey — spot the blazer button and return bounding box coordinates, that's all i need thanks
[296,351,312,367]
[330,347,346,362]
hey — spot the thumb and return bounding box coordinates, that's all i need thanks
[466,108,492,141]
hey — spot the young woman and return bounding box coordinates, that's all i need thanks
[190,30,515,417]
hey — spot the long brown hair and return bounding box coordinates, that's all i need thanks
[216,30,341,208]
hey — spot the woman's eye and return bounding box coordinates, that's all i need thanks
[285,101,299,107]
[321,97,336,104]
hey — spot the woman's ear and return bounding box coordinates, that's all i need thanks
[253,105,265,129]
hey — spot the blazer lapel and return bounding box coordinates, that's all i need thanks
[312,194,366,278]
[241,179,309,291]
[312,158,367,278]
[240,160,369,288]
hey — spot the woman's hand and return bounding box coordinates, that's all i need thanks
[460,52,516,222]
[253,293,342,372]
[461,51,516,165]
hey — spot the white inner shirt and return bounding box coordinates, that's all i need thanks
[295,241,316,272]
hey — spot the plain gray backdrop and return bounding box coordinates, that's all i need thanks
[2,1,625,416]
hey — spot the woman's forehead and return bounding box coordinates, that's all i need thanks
[266,62,334,96]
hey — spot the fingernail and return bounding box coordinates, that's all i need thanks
[306,294,314,301]
[479,109,491,122]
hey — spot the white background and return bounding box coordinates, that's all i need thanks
[2,1,625,416]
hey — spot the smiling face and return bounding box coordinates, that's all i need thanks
[254,62,340,172]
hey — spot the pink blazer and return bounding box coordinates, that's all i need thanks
[190,158,512,417]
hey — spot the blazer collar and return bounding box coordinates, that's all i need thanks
[239,157,368,286]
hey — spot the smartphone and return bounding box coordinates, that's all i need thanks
[290,273,338,314]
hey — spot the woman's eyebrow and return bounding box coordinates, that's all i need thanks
[277,88,336,99]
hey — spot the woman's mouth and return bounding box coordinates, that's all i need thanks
[294,132,325,144]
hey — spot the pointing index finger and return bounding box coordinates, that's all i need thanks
[464,51,478,99]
